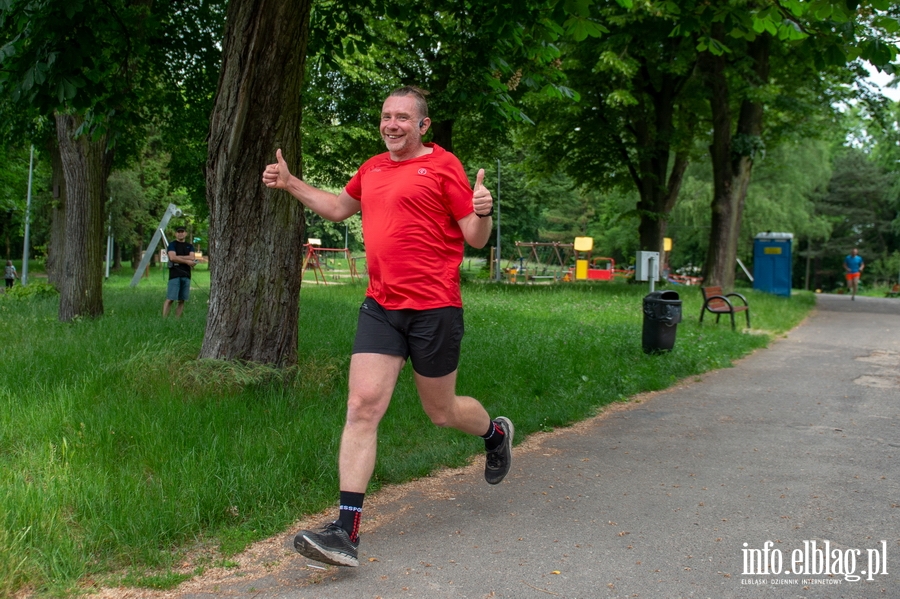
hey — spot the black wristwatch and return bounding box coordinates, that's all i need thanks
[477,206,494,218]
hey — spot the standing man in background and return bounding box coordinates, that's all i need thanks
[844,248,865,301]
[262,85,513,568]
[163,226,196,317]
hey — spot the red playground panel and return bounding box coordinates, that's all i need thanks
[587,268,614,281]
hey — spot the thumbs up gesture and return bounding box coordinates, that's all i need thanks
[472,168,493,217]
[262,149,292,189]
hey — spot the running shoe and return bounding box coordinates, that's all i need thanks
[294,521,359,567]
[484,416,514,485]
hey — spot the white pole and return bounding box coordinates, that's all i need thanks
[105,210,113,279]
[21,145,34,286]
[495,159,501,282]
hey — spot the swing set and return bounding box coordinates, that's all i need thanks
[507,241,574,282]
[302,240,363,284]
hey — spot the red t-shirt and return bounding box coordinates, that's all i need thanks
[344,143,475,310]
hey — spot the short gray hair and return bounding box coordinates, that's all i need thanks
[388,86,429,119]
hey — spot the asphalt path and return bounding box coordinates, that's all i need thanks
[168,293,900,599]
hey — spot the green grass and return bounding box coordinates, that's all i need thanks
[0,271,814,597]
[857,281,900,298]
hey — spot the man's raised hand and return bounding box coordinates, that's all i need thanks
[262,149,291,189]
[472,168,493,216]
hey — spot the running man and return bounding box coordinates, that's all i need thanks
[262,86,513,567]
[844,248,865,300]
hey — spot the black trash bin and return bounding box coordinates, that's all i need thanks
[642,290,682,354]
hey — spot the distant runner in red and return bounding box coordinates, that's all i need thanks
[262,86,514,567]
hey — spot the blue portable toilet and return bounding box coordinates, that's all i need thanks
[753,232,793,296]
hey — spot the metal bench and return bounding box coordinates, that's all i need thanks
[700,286,750,330]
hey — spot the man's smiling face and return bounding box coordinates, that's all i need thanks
[379,95,428,161]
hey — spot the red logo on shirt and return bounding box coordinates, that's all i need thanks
[418,168,427,175]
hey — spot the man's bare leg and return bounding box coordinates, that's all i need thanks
[414,369,491,434]
[415,369,513,485]
[294,353,405,567]
[296,356,512,568]
[339,353,406,492]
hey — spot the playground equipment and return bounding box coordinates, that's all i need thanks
[586,256,616,280]
[302,241,362,285]
[510,241,574,283]
[566,236,630,282]
[130,204,182,287]
[503,237,634,284]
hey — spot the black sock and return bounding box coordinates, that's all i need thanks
[338,491,365,543]
[481,419,505,451]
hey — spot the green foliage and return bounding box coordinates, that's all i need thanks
[2,281,58,300]
[0,144,34,249]
[812,146,899,288]
[665,0,897,68]
[0,0,156,142]
[668,140,836,272]
[523,1,701,193]
[302,0,602,174]
[107,131,193,260]
[155,0,227,213]
[304,211,363,251]
[0,0,228,213]
[864,249,900,284]
[742,140,834,242]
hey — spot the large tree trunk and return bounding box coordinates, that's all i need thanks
[201,0,311,366]
[46,140,68,289]
[55,112,112,321]
[630,55,693,256]
[700,30,770,289]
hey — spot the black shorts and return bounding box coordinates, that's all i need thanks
[352,297,464,378]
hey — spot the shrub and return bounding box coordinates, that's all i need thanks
[2,282,59,300]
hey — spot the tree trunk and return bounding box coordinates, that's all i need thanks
[132,223,144,269]
[630,57,692,256]
[430,119,454,154]
[46,140,68,289]
[55,112,112,321]
[700,31,770,289]
[636,152,690,253]
[201,0,312,367]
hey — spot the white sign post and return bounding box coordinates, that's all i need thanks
[635,251,660,293]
